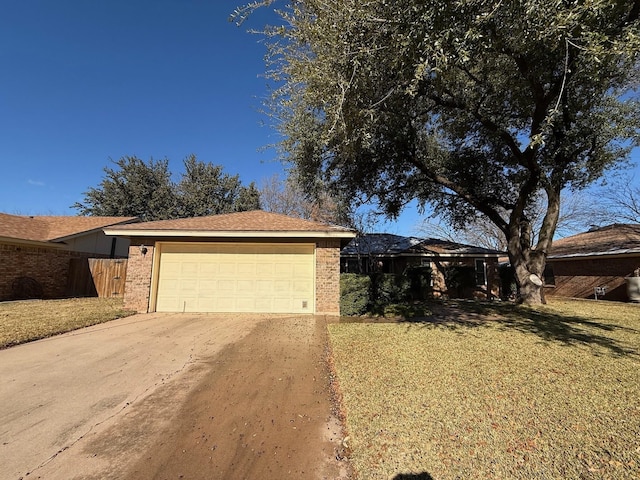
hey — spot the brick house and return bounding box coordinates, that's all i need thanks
[0,213,138,300]
[545,224,640,302]
[103,211,356,315]
[341,233,503,299]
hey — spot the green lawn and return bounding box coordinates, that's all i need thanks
[329,299,640,479]
[0,297,135,349]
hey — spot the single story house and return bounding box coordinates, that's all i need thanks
[0,213,138,300]
[545,223,640,301]
[103,210,356,315]
[341,233,503,299]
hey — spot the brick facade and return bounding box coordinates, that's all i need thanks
[0,241,100,300]
[546,255,640,302]
[315,239,342,315]
[123,242,154,313]
[123,239,344,314]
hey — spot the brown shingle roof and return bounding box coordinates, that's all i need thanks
[106,210,354,235]
[0,213,139,243]
[549,224,640,258]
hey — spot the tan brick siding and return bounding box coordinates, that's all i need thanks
[0,241,107,300]
[123,239,345,314]
[315,239,342,315]
[123,243,154,313]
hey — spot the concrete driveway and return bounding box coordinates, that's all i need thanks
[0,313,263,480]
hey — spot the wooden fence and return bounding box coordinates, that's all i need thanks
[67,258,127,298]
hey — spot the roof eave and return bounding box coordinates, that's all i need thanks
[0,236,67,248]
[103,228,356,239]
[341,251,503,258]
[51,218,140,242]
[549,249,640,260]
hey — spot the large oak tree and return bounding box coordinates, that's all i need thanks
[240,0,640,303]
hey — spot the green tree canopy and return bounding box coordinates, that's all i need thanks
[241,0,640,303]
[175,154,260,217]
[72,156,176,221]
[73,155,260,220]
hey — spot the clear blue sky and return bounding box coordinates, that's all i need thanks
[0,1,635,236]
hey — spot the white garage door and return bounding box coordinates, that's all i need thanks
[154,243,315,313]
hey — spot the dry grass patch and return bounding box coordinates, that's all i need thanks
[329,299,640,479]
[0,297,135,349]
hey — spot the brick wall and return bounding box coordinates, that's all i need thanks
[123,242,154,313]
[121,239,345,314]
[546,255,640,301]
[315,239,342,315]
[0,241,99,300]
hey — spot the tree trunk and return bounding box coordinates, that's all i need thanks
[505,186,560,305]
[512,256,545,305]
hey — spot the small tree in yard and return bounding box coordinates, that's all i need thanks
[238,0,640,304]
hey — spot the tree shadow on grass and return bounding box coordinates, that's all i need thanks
[393,473,435,480]
[396,300,639,358]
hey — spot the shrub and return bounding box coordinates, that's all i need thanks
[498,263,517,300]
[371,273,412,308]
[442,265,476,298]
[340,274,371,316]
[405,266,433,300]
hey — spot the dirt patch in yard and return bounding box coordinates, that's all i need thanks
[121,316,350,480]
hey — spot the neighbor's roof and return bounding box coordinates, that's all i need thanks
[0,213,139,244]
[341,233,503,257]
[103,210,356,239]
[549,223,640,259]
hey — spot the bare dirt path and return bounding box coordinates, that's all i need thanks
[5,315,349,480]
[122,316,350,480]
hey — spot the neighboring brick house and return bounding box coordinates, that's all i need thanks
[545,224,640,302]
[0,213,138,300]
[103,211,356,315]
[341,233,503,300]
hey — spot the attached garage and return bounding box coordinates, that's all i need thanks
[104,211,355,315]
[154,242,315,313]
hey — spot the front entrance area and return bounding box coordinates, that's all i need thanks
[153,242,315,313]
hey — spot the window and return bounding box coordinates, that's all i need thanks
[475,259,487,286]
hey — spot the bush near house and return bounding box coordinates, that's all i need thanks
[341,273,413,315]
[370,273,412,310]
[340,274,371,316]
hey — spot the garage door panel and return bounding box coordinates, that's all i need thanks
[256,263,274,275]
[237,279,254,291]
[275,264,293,275]
[155,243,314,313]
[293,280,312,292]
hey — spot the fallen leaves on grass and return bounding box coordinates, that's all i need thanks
[328,299,640,479]
[0,297,135,348]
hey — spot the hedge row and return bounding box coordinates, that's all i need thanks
[340,269,433,316]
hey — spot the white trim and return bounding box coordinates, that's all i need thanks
[104,228,355,239]
[549,251,640,260]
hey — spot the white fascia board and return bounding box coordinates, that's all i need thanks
[103,229,356,239]
[549,249,640,260]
